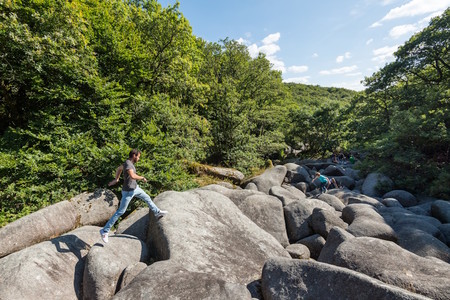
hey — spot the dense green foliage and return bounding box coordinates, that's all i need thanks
[0,0,292,226]
[348,9,449,199]
[0,1,448,226]
[285,83,357,157]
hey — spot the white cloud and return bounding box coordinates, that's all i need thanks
[262,32,280,45]
[336,52,351,63]
[373,0,450,27]
[247,44,259,58]
[320,65,358,75]
[258,43,281,56]
[268,56,285,72]
[283,76,310,84]
[381,0,395,5]
[370,21,383,28]
[287,65,308,73]
[366,38,374,45]
[389,24,417,38]
[312,53,319,58]
[372,45,400,63]
[237,37,247,45]
[243,32,285,71]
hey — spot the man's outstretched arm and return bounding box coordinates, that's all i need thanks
[108,165,123,186]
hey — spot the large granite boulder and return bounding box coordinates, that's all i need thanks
[362,172,393,198]
[439,223,450,246]
[318,229,450,300]
[245,165,287,194]
[297,234,326,260]
[133,189,290,298]
[261,258,430,300]
[238,194,289,247]
[284,163,312,184]
[284,199,334,243]
[0,226,100,300]
[70,189,119,226]
[269,186,299,206]
[431,200,450,223]
[322,164,346,177]
[316,193,345,211]
[382,190,417,207]
[114,260,254,300]
[343,204,397,241]
[115,207,149,242]
[395,227,450,263]
[310,208,348,238]
[83,234,149,300]
[0,200,78,258]
[285,244,310,259]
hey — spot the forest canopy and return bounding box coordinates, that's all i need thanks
[0,0,448,226]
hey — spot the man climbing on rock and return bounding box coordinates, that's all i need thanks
[313,172,339,193]
[100,149,168,243]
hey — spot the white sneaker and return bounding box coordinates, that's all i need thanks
[100,229,109,243]
[155,210,168,219]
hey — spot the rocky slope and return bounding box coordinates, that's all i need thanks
[0,160,449,299]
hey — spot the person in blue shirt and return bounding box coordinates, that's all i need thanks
[313,172,338,193]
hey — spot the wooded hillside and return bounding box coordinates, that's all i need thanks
[0,0,448,226]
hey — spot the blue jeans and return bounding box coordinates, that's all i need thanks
[102,186,160,233]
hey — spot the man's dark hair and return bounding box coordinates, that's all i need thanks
[129,149,141,158]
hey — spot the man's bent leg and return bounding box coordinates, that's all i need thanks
[134,186,160,215]
[102,190,135,233]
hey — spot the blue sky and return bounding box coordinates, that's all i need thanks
[159,0,449,91]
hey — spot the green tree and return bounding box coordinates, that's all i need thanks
[350,9,449,198]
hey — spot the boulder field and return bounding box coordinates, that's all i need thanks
[0,160,449,299]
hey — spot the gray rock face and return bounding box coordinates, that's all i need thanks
[198,165,245,184]
[318,234,450,300]
[246,165,287,194]
[438,223,450,246]
[322,164,346,177]
[431,200,450,223]
[310,208,348,238]
[382,197,404,207]
[331,176,355,189]
[115,207,149,242]
[343,204,397,241]
[297,234,326,260]
[269,186,298,206]
[114,260,253,300]
[282,184,307,200]
[284,163,312,184]
[395,227,450,263]
[119,262,147,290]
[316,193,345,211]
[70,189,119,226]
[83,234,149,300]
[239,194,289,247]
[348,195,384,208]
[146,190,290,286]
[0,226,100,300]
[0,200,78,258]
[382,190,417,207]
[362,172,393,197]
[285,244,310,259]
[284,199,334,243]
[201,184,264,207]
[262,258,431,300]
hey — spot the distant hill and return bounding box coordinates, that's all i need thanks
[285,82,359,107]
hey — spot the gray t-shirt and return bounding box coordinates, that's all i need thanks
[122,159,137,191]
